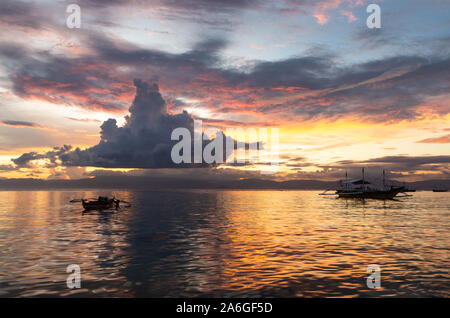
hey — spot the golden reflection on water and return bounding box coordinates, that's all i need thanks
[0,190,449,297]
[169,190,450,297]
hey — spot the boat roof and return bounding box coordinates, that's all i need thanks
[341,178,371,184]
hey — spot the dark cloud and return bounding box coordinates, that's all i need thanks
[364,155,450,167]
[221,54,336,90]
[1,8,448,124]
[59,80,194,168]
[0,120,45,129]
[280,154,449,182]
[0,35,229,112]
[9,79,251,170]
[0,0,448,129]
[0,164,15,171]
[321,155,450,178]
[71,0,262,31]
[59,79,240,168]
[0,0,44,29]
[264,55,450,122]
[12,145,72,168]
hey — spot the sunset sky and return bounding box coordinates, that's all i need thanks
[0,0,449,182]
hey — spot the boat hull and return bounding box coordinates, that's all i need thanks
[337,187,404,199]
[82,200,114,210]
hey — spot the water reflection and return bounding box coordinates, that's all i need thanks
[0,190,448,297]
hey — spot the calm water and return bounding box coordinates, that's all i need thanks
[0,190,448,297]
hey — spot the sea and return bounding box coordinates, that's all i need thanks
[0,190,448,297]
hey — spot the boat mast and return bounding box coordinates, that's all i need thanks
[362,167,365,190]
[345,170,348,189]
[383,169,386,189]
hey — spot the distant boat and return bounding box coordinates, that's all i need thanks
[320,168,405,199]
[432,189,448,192]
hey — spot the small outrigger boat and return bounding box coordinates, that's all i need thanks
[70,196,130,211]
[82,196,116,210]
[320,169,405,200]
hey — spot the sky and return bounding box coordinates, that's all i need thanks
[0,0,449,182]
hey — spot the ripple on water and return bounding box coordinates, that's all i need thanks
[0,190,449,297]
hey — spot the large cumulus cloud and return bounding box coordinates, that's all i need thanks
[60,79,195,168]
[59,79,237,168]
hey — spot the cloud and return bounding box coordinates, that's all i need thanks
[8,79,252,171]
[0,35,228,113]
[12,145,72,168]
[326,155,450,177]
[59,79,240,168]
[284,155,450,182]
[259,55,450,122]
[65,117,101,123]
[416,134,450,144]
[58,80,193,168]
[0,120,47,129]
[340,10,357,22]
[0,0,448,137]
[0,164,15,171]
[0,0,45,30]
[1,9,448,126]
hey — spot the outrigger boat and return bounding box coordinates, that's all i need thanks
[82,196,116,210]
[321,169,405,200]
[70,196,130,211]
[336,186,404,199]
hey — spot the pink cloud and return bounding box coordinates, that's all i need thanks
[312,0,364,25]
[340,10,358,22]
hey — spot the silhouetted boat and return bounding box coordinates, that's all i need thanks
[432,189,448,192]
[320,168,405,199]
[337,186,404,199]
[82,196,115,210]
[69,196,131,210]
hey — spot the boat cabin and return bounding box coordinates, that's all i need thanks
[340,178,370,190]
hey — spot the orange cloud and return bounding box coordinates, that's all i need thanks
[417,134,450,144]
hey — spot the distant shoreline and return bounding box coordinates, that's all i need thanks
[0,176,448,191]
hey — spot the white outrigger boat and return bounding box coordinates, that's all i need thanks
[320,169,405,200]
